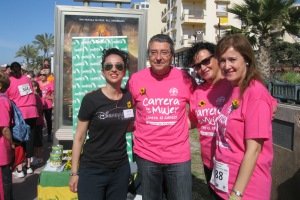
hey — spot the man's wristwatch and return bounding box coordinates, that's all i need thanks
[232,189,243,197]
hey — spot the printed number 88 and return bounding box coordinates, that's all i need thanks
[215,170,223,180]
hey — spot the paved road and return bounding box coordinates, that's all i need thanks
[12,132,73,200]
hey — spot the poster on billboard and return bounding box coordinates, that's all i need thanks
[53,6,147,141]
[72,36,133,161]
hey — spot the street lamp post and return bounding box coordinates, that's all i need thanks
[218,18,221,41]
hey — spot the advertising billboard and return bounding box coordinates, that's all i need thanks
[53,6,147,141]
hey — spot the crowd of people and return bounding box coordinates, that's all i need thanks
[0,60,54,199]
[0,33,276,200]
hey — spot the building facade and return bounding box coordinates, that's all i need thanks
[159,0,243,67]
[131,0,167,43]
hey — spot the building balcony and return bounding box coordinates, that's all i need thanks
[215,0,230,3]
[180,34,203,47]
[182,0,205,2]
[161,8,167,22]
[159,0,167,4]
[181,9,205,24]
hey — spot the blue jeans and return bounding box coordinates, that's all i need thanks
[135,155,192,200]
[78,163,130,200]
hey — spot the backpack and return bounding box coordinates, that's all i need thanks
[0,94,30,142]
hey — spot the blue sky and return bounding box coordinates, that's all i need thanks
[1,0,300,65]
[0,0,142,65]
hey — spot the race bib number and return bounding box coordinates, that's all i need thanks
[18,83,32,96]
[210,157,229,193]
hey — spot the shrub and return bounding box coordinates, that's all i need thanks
[279,71,300,83]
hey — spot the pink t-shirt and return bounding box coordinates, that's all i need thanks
[0,94,13,166]
[35,94,44,125]
[39,81,54,109]
[212,80,273,199]
[5,76,38,119]
[128,67,196,163]
[189,79,232,169]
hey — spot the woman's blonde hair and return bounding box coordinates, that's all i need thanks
[40,69,50,76]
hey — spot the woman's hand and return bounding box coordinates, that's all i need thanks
[69,175,79,193]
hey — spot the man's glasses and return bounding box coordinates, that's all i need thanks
[149,50,171,58]
[192,55,214,71]
[104,63,124,71]
[40,74,47,77]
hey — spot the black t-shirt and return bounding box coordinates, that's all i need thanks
[78,88,134,168]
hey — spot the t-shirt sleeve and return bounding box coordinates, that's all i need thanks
[78,94,94,121]
[188,93,197,123]
[0,98,11,127]
[244,99,272,140]
[127,76,136,106]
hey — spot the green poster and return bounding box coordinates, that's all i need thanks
[72,36,133,162]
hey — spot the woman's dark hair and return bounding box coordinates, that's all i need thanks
[101,48,130,70]
[184,42,216,68]
[0,72,10,93]
[32,80,42,97]
[10,62,22,78]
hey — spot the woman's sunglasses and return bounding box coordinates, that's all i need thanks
[192,55,214,71]
[104,63,124,71]
[40,74,47,77]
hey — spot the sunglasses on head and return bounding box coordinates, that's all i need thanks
[104,63,124,71]
[40,74,47,77]
[192,55,214,71]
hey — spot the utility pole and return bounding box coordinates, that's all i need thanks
[218,18,221,41]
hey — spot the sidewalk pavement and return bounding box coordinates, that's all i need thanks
[11,133,142,200]
[12,131,53,200]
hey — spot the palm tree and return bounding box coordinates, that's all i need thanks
[227,0,300,79]
[33,33,54,59]
[15,44,39,70]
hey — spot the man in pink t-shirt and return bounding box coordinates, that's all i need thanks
[0,72,14,200]
[128,34,197,200]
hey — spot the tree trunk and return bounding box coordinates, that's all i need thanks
[258,37,271,79]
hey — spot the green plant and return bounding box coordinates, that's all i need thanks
[280,71,300,83]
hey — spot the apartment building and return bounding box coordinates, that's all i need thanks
[131,0,167,43]
[158,0,243,67]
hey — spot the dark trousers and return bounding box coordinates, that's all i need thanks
[78,163,130,200]
[1,164,12,200]
[43,109,52,136]
[23,118,36,158]
[203,164,215,197]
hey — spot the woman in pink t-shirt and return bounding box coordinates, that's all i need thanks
[211,34,273,200]
[185,42,232,197]
[38,69,54,142]
[5,62,38,178]
[31,80,45,165]
[0,72,14,200]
